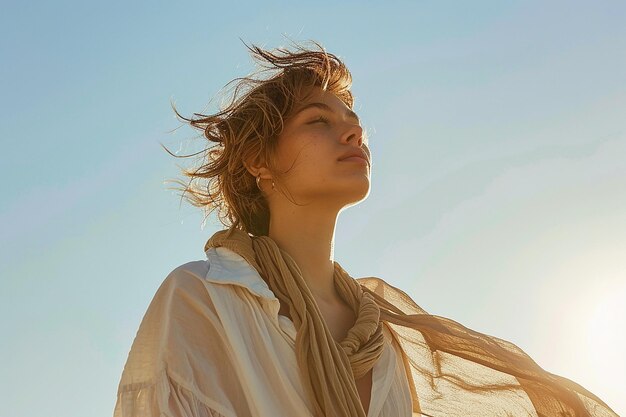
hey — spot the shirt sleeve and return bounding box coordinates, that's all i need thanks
[114,368,230,417]
[113,264,242,417]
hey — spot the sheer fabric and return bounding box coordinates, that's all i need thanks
[358,277,618,417]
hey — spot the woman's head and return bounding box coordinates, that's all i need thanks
[165,40,370,236]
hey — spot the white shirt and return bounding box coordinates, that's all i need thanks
[114,246,416,417]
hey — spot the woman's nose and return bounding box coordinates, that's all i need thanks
[342,123,363,146]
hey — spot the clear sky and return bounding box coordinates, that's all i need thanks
[1,1,624,416]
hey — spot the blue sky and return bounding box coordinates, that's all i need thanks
[1,1,625,415]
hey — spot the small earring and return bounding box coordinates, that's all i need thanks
[256,174,275,192]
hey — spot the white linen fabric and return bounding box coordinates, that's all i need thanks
[114,246,415,417]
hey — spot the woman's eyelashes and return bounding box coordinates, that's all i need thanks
[308,115,330,124]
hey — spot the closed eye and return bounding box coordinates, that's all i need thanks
[308,115,330,124]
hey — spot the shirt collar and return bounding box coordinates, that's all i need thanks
[205,246,277,300]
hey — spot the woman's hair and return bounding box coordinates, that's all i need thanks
[162,39,361,237]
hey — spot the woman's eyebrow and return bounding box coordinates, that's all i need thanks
[293,102,360,124]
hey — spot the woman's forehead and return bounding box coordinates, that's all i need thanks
[296,86,340,105]
[292,88,353,118]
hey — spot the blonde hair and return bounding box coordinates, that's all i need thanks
[163,39,361,237]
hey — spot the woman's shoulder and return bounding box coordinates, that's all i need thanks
[164,259,211,286]
[146,259,211,305]
[154,248,276,312]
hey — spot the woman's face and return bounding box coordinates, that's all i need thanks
[271,86,371,210]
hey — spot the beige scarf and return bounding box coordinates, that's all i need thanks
[205,226,617,417]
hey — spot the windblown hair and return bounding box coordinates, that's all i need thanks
[162,39,357,237]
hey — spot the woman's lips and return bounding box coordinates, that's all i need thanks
[340,156,369,166]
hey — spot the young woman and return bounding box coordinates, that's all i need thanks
[113,40,617,417]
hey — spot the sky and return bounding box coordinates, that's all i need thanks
[1,1,624,416]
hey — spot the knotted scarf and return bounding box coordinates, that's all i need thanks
[205,225,617,417]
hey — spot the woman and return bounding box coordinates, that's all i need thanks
[113,40,617,417]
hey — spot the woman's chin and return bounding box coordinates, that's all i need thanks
[342,183,371,202]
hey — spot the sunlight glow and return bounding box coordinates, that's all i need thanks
[581,281,626,412]
[585,284,626,355]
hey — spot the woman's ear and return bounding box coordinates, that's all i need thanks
[243,154,270,179]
